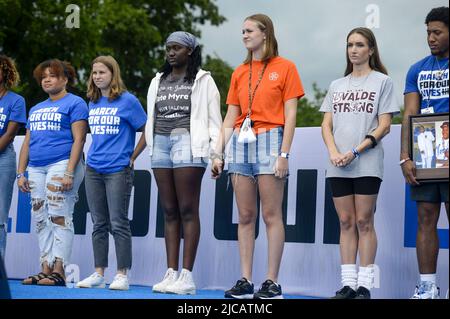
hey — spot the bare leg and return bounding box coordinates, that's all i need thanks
[173,167,205,271]
[355,194,378,266]
[154,169,181,270]
[416,202,440,274]
[232,174,258,281]
[257,175,286,282]
[332,195,358,264]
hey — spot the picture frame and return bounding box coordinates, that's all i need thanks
[409,112,449,183]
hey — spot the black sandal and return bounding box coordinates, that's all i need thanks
[22,272,48,285]
[37,272,66,287]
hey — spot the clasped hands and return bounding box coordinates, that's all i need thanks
[330,150,356,167]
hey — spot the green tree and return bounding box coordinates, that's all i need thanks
[296,83,327,127]
[202,54,233,118]
[0,0,225,109]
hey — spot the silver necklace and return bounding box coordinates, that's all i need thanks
[435,57,448,80]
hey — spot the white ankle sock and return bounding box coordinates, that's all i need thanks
[358,266,374,290]
[341,264,357,290]
[420,273,436,284]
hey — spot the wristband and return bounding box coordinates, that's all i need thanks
[351,148,360,158]
[399,158,411,165]
[365,135,378,148]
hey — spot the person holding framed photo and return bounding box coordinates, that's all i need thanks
[400,6,449,299]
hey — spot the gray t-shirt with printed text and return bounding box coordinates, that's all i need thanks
[319,71,400,179]
[154,76,192,135]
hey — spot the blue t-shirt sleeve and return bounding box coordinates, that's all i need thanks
[10,96,27,124]
[70,99,89,123]
[25,106,34,130]
[126,94,147,130]
[404,64,419,95]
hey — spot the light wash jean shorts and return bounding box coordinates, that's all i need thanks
[151,130,208,169]
[227,126,284,178]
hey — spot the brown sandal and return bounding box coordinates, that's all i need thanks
[37,272,66,287]
[22,272,48,285]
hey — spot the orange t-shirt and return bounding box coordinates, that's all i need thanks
[226,56,304,131]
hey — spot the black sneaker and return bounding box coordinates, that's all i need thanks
[354,286,371,299]
[224,278,254,299]
[330,286,357,299]
[253,279,283,299]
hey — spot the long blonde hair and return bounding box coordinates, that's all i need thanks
[243,14,279,64]
[87,55,126,103]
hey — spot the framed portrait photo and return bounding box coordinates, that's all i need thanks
[409,112,449,183]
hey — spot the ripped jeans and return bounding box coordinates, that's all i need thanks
[0,144,16,260]
[28,159,84,268]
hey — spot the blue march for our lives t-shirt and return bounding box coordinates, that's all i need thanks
[87,92,147,174]
[0,91,27,138]
[404,55,449,114]
[27,93,89,167]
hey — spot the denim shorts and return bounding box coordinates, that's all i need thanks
[227,126,284,177]
[151,131,208,169]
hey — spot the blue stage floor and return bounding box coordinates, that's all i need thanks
[8,280,316,299]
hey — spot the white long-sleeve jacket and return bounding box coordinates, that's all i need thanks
[145,69,223,159]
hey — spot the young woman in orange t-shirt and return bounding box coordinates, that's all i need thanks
[212,14,304,299]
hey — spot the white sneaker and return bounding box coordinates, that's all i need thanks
[109,274,129,290]
[76,272,106,288]
[152,268,179,293]
[165,268,196,295]
[411,282,440,299]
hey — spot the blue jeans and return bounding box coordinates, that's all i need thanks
[151,131,208,169]
[28,159,85,267]
[85,165,134,270]
[227,127,284,178]
[0,144,16,260]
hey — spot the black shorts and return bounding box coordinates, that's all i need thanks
[327,177,382,198]
[410,182,449,203]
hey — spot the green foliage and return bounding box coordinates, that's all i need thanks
[202,54,233,118]
[392,107,405,124]
[0,0,225,109]
[296,82,327,127]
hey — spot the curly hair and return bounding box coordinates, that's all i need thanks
[426,7,449,27]
[0,55,20,89]
[33,59,77,87]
